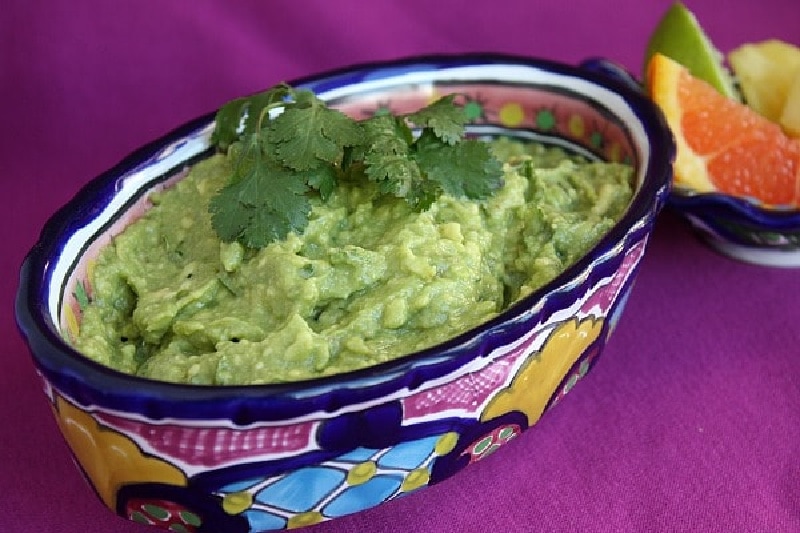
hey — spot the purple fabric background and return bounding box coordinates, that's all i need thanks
[3,1,799,531]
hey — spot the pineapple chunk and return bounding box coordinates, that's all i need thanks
[728,39,800,122]
[779,72,800,138]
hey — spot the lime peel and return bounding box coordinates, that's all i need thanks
[644,1,738,99]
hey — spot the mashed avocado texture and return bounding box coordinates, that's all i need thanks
[74,139,633,385]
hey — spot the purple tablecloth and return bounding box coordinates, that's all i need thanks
[3,1,799,531]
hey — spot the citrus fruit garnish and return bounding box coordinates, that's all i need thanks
[645,53,800,206]
[728,39,800,137]
[644,2,737,98]
[780,74,800,138]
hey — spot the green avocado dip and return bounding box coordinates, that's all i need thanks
[73,138,633,385]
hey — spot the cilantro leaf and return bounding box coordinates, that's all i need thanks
[361,114,411,155]
[365,152,423,197]
[404,180,438,211]
[414,135,504,199]
[241,85,292,138]
[210,149,310,248]
[242,182,310,248]
[268,103,364,171]
[405,94,466,145]
[209,84,504,249]
[359,114,429,198]
[305,164,338,201]
[212,85,293,150]
[289,88,319,108]
[211,97,248,150]
[209,185,248,242]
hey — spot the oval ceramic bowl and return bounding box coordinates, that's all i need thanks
[16,54,673,533]
[668,188,800,267]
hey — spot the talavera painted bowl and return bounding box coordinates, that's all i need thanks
[667,188,800,267]
[16,55,673,533]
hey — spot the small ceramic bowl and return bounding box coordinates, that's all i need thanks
[580,58,800,267]
[668,189,800,267]
[16,54,673,533]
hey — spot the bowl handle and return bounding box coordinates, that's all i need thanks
[579,58,643,93]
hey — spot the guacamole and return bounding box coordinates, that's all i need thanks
[74,139,633,385]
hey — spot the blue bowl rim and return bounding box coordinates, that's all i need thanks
[15,52,675,405]
[668,188,800,230]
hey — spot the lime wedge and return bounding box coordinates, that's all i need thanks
[644,2,738,98]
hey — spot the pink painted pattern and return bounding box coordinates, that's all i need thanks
[402,327,549,421]
[93,411,319,469]
[580,238,647,315]
[334,83,634,164]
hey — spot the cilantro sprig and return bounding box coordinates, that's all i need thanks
[209,84,504,248]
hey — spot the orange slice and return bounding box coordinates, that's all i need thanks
[645,52,800,206]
